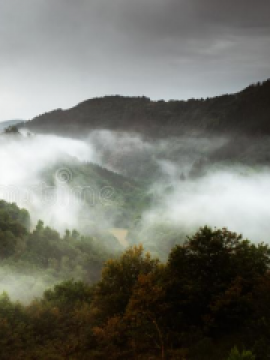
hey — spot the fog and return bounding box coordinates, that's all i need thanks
[84,131,270,254]
[87,129,228,180]
[140,168,270,250]
[0,133,100,232]
[85,130,270,248]
[0,132,97,185]
[1,130,269,244]
[0,267,60,303]
[1,129,270,300]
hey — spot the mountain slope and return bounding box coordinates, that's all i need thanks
[24,79,270,137]
[32,157,150,229]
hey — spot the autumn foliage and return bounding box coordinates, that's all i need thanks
[0,227,270,359]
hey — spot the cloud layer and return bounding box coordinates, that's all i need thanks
[0,0,269,120]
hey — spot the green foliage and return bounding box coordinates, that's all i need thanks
[0,200,113,299]
[4,125,19,134]
[227,347,255,360]
[0,200,30,230]
[93,245,159,320]
[42,159,150,228]
[0,211,270,359]
[20,219,112,283]
[0,201,29,259]
[43,280,94,309]
[167,227,270,333]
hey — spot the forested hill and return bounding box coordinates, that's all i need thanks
[25,79,270,137]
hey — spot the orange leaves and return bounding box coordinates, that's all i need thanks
[127,273,165,317]
[93,316,123,342]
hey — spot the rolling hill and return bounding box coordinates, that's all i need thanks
[42,158,150,228]
[24,79,270,137]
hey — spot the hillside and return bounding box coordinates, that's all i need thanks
[42,158,150,228]
[0,224,269,359]
[24,79,270,137]
[0,199,115,302]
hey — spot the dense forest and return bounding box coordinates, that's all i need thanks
[0,199,269,359]
[0,200,116,301]
[2,79,270,359]
[24,80,270,137]
[2,0,270,357]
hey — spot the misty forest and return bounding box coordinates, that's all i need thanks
[1,0,270,357]
[0,80,269,359]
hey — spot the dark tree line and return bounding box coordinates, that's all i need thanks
[0,202,269,359]
[25,79,270,138]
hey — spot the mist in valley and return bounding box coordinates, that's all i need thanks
[86,130,270,246]
[1,129,270,244]
[0,133,99,232]
[1,128,270,300]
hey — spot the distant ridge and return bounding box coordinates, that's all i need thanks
[25,79,270,137]
[0,120,24,132]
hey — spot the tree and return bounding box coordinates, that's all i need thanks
[166,227,270,333]
[4,125,19,134]
[0,203,27,259]
[92,245,159,322]
[227,347,255,360]
[43,280,93,309]
[125,271,167,359]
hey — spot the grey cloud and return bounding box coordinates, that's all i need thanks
[0,0,269,120]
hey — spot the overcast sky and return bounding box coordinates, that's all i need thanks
[0,0,269,121]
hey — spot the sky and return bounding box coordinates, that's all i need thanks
[0,0,269,121]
